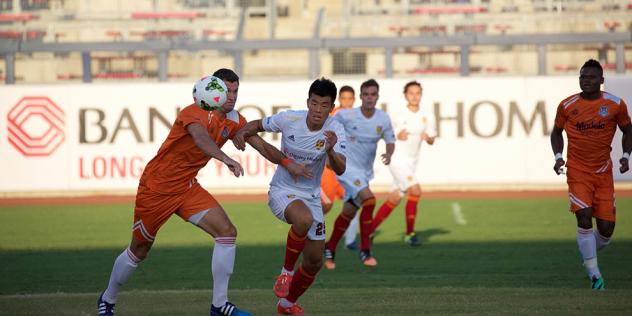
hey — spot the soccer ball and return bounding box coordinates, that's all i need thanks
[192,76,228,111]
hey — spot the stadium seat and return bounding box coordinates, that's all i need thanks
[413,6,488,15]
[0,30,45,40]
[0,13,38,21]
[494,24,512,34]
[417,25,448,35]
[455,24,487,34]
[603,21,620,31]
[554,64,577,72]
[131,12,206,20]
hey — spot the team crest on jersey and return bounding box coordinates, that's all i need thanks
[376,126,383,134]
[407,176,413,181]
[315,139,325,150]
[221,126,229,139]
[354,180,361,187]
[599,106,609,117]
[288,135,295,141]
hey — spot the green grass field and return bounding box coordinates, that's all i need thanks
[1,197,632,315]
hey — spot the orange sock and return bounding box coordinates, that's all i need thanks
[372,201,396,232]
[284,226,306,271]
[286,263,316,303]
[405,195,419,235]
[359,197,376,251]
[326,213,352,252]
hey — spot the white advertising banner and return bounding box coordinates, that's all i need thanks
[1,76,631,194]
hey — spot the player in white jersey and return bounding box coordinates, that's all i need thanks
[372,81,436,246]
[233,78,346,316]
[324,79,395,269]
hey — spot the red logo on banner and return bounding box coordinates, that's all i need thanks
[7,96,65,157]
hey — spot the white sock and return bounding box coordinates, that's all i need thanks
[576,227,601,279]
[212,237,236,308]
[345,215,359,245]
[102,247,140,304]
[279,298,293,308]
[594,230,611,251]
[281,267,294,276]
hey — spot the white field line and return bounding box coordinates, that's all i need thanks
[451,202,467,225]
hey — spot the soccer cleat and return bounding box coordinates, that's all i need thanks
[277,301,305,316]
[591,276,605,291]
[359,250,377,267]
[344,240,358,251]
[210,301,252,316]
[274,272,292,298]
[324,248,336,270]
[404,233,421,247]
[97,293,115,316]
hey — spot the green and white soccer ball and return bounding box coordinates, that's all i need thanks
[192,76,228,111]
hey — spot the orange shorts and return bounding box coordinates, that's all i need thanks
[566,167,616,222]
[320,167,344,205]
[132,182,219,242]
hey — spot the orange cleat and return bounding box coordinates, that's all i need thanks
[277,301,305,316]
[324,248,336,270]
[360,250,378,267]
[273,272,292,298]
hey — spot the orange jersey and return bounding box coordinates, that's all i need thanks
[554,92,630,173]
[140,104,246,194]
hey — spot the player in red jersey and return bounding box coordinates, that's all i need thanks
[551,59,632,290]
[97,69,309,316]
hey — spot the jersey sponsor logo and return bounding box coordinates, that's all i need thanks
[287,116,302,121]
[287,194,296,198]
[288,135,295,141]
[599,106,609,118]
[221,126,229,139]
[575,120,605,131]
[376,126,383,134]
[315,139,325,150]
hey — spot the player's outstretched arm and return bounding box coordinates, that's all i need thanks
[187,123,244,177]
[232,120,264,151]
[381,143,395,165]
[324,130,346,175]
[619,123,632,173]
[550,126,566,175]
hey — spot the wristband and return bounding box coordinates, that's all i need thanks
[624,152,630,160]
[554,153,563,161]
[280,158,293,167]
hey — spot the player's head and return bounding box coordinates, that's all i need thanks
[403,81,422,107]
[212,68,240,113]
[338,85,355,109]
[579,59,604,95]
[360,79,379,109]
[306,77,337,127]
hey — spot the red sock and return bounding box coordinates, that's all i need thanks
[405,195,419,235]
[284,226,306,271]
[371,201,396,232]
[326,213,352,252]
[286,263,316,303]
[359,197,376,251]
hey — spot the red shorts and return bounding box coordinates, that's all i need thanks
[566,167,616,222]
[320,167,344,205]
[132,182,219,242]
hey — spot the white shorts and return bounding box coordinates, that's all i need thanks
[337,169,369,205]
[268,189,326,241]
[388,159,419,192]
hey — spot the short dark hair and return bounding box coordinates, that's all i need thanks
[339,85,355,95]
[308,77,337,104]
[212,68,240,83]
[360,79,379,92]
[403,81,422,93]
[581,59,603,75]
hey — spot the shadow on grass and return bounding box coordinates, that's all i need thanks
[1,240,631,294]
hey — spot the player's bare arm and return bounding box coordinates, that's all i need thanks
[550,125,566,175]
[245,133,314,180]
[232,120,262,151]
[324,130,346,175]
[187,123,244,177]
[381,143,395,165]
[619,123,632,173]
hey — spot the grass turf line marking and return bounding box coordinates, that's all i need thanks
[451,202,466,225]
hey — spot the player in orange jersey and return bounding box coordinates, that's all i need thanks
[320,86,360,250]
[97,69,310,316]
[551,59,632,290]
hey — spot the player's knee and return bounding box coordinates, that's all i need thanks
[597,221,615,238]
[295,215,314,234]
[130,241,152,261]
[575,208,593,229]
[217,223,237,238]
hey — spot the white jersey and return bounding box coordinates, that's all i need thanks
[334,107,395,179]
[263,110,346,198]
[391,105,436,164]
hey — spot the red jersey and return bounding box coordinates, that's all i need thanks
[140,104,246,194]
[554,92,630,173]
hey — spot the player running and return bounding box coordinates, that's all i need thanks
[551,59,632,290]
[324,78,395,269]
[233,78,346,315]
[372,81,436,246]
[97,69,309,316]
